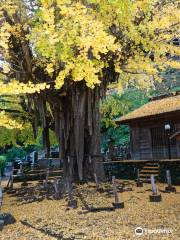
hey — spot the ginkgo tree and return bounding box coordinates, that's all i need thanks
[0,0,179,183]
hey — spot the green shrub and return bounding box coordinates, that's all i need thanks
[5,147,26,162]
[0,155,7,175]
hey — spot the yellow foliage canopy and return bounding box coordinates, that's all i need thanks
[0,0,179,128]
[0,111,23,129]
[0,80,50,95]
[0,0,179,91]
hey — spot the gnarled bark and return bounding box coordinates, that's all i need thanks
[47,82,105,183]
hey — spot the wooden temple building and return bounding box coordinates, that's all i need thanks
[116,93,180,160]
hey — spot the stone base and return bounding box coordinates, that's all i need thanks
[21,182,28,187]
[117,186,124,192]
[149,194,162,202]
[112,202,124,209]
[89,207,115,212]
[124,187,133,192]
[165,186,176,193]
[136,181,143,187]
[0,213,16,226]
[6,189,16,194]
[68,200,78,209]
[97,187,104,193]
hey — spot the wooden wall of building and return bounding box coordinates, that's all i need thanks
[130,117,180,160]
[130,127,152,160]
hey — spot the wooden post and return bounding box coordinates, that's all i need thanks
[31,163,34,171]
[43,168,49,188]
[94,172,104,193]
[166,170,172,187]
[112,176,119,204]
[137,169,140,181]
[6,167,14,190]
[165,170,176,192]
[10,175,14,190]
[20,164,23,174]
[151,175,157,194]
[18,164,27,186]
[67,179,77,209]
[149,175,162,202]
[7,174,14,191]
[112,176,124,209]
[53,179,60,199]
[46,168,49,183]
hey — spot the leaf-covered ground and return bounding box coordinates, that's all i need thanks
[1,180,180,240]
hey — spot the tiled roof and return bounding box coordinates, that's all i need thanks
[116,94,180,123]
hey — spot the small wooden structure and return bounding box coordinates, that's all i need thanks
[116,93,180,160]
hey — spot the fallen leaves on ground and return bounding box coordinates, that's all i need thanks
[1,180,180,240]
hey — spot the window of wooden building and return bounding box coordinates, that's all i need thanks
[151,125,177,159]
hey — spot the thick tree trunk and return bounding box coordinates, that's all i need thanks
[49,83,105,183]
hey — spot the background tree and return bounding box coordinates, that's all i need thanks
[0,0,179,183]
[153,68,180,95]
[101,65,180,158]
[101,88,149,157]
